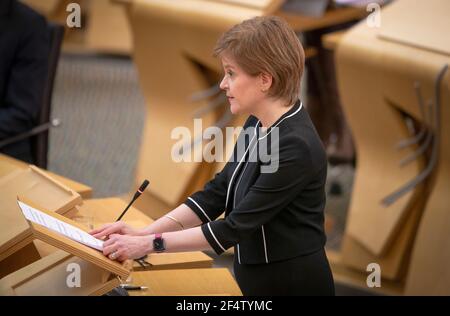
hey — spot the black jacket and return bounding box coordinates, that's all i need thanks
[185,100,328,264]
[0,0,49,162]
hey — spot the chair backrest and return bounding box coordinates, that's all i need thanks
[32,22,65,168]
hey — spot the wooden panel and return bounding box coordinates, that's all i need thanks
[47,172,92,199]
[33,240,60,258]
[379,0,450,56]
[0,250,119,296]
[0,154,93,199]
[341,183,427,281]
[0,156,19,178]
[0,243,41,279]
[10,166,81,214]
[405,75,450,295]
[85,0,132,54]
[129,268,242,296]
[0,167,82,262]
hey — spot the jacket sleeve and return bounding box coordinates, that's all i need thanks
[183,164,230,223]
[201,135,318,255]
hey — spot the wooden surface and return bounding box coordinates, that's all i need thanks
[0,243,41,279]
[0,154,92,199]
[379,0,450,56]
[404,70,450,293]
[0,250,120,296]
[341,179,428,281]
[76,197,154,227]
[85,0,133,54]
[129,268,242,296]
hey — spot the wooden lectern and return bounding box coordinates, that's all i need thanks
[0,198,130,296]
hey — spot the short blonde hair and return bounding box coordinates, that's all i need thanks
[214,16,305,105]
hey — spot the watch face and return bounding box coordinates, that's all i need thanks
[154,238,165,251]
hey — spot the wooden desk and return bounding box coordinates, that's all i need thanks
[0,154,93,199]
[76,197,153,227]
[129,268,242,296]
[74,198,214,271]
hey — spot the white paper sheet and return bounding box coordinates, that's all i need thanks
[17,200,104,251]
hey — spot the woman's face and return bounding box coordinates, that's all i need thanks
[219,55,267,115]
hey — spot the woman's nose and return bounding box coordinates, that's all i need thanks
[219,76,228,90]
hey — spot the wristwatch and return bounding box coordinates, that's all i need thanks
[153,233,166,253]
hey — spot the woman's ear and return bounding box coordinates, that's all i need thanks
[260,72,273,93]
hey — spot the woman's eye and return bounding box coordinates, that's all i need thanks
[227,71,233,77]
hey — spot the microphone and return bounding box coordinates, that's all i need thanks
[116,179,149,222]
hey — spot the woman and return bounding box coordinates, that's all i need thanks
[90,16,335,296]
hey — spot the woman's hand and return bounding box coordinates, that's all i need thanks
[89,221,144,240]
[102,234,153,261]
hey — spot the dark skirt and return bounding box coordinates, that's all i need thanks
[233,248,335,296]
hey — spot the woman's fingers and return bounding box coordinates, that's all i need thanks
[109,249,125,261]
[92,228,114,239]
[117,251,128,262]
[102,235,128,261]
[103,241,117,256]
[91,223,122,239]
[102,235,148,261]
[103,234,119,247]
[89,223,113,236]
